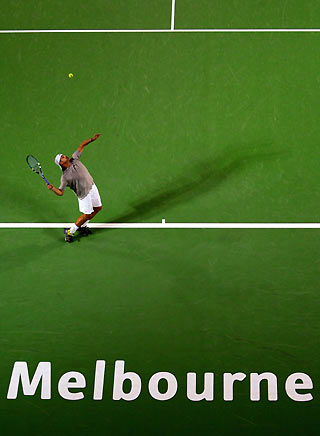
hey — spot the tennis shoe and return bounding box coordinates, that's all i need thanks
[64,228,74,243]
[78,226,92,236]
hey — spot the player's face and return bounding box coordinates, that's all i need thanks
[59,155,70,165]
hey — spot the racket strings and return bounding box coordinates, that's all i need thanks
[27,155,42,174]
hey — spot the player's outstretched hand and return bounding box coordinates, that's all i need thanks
[93,133,102,140]
[47,184,54,190]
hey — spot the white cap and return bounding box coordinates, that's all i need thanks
[55,153,62,167]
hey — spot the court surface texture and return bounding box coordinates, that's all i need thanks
[1,1,320,435]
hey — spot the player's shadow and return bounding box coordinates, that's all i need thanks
[97,146,286,228]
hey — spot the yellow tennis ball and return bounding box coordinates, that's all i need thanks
[68,73,74,78]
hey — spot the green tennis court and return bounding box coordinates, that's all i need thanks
[1,1,320,435]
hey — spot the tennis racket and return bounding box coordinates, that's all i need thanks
[26,155,50,185]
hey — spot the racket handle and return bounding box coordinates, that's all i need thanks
[43,176,50,185]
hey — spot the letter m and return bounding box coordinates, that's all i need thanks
[7,362,51,399]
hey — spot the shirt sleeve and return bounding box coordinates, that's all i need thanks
[59,175,67,191]
[72,150,82,160]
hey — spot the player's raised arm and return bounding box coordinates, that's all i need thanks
[77,133,102,152]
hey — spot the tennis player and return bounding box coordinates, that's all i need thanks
[48,133,102,243]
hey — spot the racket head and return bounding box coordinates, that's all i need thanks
[26,154,43,175]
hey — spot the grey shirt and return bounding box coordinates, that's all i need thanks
[59,150,94,199]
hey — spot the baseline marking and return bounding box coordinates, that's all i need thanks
[1,223,320,229]
[2,29,320,34]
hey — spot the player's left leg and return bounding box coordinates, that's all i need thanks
[77,206,102,236]
[89,205,102,218]
[64,184,102,242]
[76,184,102,237]
[81,184,102,233]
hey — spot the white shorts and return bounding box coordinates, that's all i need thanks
[78,184,102,214]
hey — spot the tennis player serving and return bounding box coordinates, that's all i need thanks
[48,133,102,243]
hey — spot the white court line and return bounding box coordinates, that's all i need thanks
[2,28,320,33]
[171,0,176,31]
[1,223,320,229]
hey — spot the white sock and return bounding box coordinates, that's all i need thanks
[82,220,90,228]
[69,224,79,235]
